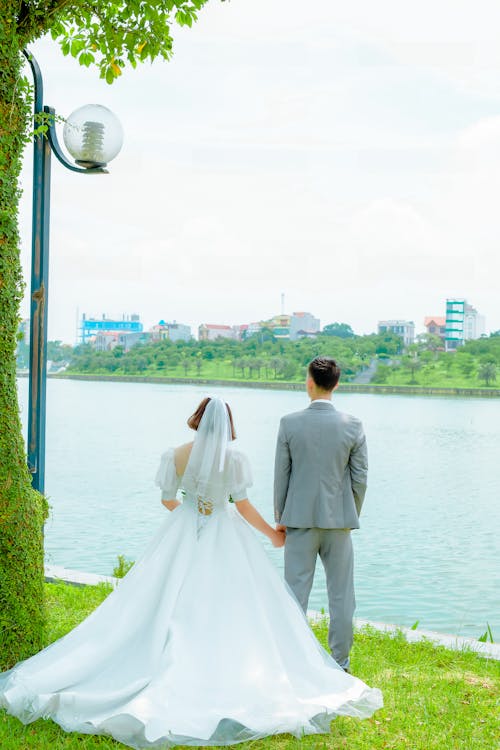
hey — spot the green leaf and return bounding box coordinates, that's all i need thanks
[78,51,95,68]
[105,67,115,85]
[70,38,86,57]
[175,10,190,26]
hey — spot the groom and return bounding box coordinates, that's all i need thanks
[274,356,368,672]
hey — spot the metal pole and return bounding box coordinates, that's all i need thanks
[25,52,50,494]
[23,51,108,494]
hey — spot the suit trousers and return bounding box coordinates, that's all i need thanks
[284,527,355,669]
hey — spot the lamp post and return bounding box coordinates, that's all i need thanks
[23,50,123,494]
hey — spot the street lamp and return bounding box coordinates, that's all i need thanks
[63,104,123,168]
[23,50,123,494]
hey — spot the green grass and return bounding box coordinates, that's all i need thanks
[1,582,499,749]
[373,359,498,390]
[67,360,302,384]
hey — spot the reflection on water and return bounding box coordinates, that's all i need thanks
[17,378,500,639]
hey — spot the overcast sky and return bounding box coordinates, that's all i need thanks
[20,0,500,343]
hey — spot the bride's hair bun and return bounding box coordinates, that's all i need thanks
[187,397,236,440]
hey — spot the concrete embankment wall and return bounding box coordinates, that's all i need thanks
[48,373,500,398]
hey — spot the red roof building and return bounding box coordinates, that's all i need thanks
[424,316,446,339]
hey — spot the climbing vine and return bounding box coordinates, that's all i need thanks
[0,8,49,670]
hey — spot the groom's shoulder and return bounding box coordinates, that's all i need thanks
[280,408,310,426]
[336,409,364,431]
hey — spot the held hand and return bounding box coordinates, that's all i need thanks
[275,524,287,533]
[271,529,286,548]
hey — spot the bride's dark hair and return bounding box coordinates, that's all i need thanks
[187,397,236,440]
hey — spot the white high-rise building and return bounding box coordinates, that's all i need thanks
[464,304,486,341]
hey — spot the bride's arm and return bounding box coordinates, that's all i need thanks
[162,499,181,511]
[234,499,285,547]
[156,448,182,511]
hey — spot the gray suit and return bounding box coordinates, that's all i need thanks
[274,401,368,669]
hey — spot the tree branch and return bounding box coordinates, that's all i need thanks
[17,0,78,40]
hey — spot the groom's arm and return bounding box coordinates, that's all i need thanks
[274,419,291,524]
[348,420,368,517]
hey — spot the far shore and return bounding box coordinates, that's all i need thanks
[16,371,500,398]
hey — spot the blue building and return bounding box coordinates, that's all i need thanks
[444,298,485,352]
[445,299,465,352]
[80,313,143,344]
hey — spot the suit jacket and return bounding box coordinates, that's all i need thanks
[273,401,368,529]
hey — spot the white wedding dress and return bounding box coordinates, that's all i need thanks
[0,399,382,748]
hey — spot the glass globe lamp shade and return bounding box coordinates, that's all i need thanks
[63,104,123,168]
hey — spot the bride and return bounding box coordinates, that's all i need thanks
[0,396,382,748]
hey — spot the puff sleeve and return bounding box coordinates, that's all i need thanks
[227,450,253,502]
[155,448,180,501]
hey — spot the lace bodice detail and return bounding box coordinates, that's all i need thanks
[155,447,253,511]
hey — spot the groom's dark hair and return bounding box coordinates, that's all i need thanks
[308,357,341,391]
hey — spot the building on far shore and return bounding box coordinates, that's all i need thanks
[196,310,320,343]
[231,324,249,340]
[293,329,319,340]
[264,314,291,339]
[445,299,465,351]
[246,322,262,338]
[424,316,446,342]
[445,299,485,351]
[150,320,191,343]
[94,330,147,352]
[79,313,143,344]
[290,312,320,341]
[198,324,235,341]
[378,319,415,347]
[464,304,486,341]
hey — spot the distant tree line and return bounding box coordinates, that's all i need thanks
[59,325,404,382]
[17,327,500,388]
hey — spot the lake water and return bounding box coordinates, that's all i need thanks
[17,378,500,640]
